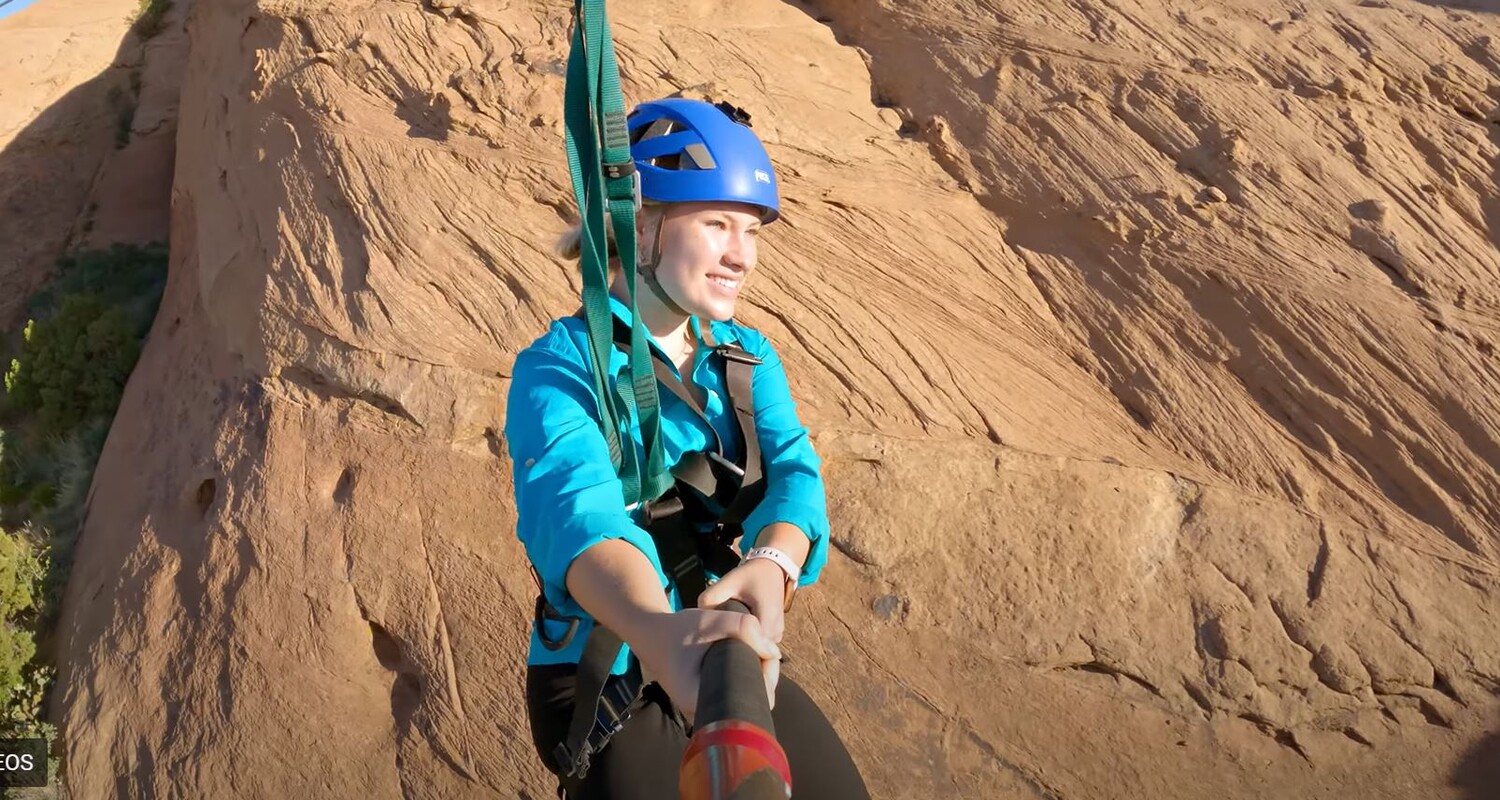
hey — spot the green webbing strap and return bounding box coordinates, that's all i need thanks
[563,0,674,506]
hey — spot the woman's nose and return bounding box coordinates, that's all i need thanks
[723,232,755,270]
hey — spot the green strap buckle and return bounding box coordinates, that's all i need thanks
[604,169,641,211]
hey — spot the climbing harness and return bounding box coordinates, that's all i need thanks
[537,313,770,789]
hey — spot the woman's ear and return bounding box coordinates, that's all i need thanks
[637,205,664,237]
[636,206,665,266]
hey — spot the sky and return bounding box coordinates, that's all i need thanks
[0,0,46,24]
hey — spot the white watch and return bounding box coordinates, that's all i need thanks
[744,547,800,610]
[744,547,799,582]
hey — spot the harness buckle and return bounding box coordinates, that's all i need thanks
[641,493,684,525]
[716,346,763,366]
[555,670,645,781]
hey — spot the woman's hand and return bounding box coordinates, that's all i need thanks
[631,607,781,723]
[697,559,791,644]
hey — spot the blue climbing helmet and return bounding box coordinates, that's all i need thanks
[627,98,781,224]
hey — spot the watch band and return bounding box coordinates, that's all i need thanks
[744,547,799,611]
[744,547,799,584]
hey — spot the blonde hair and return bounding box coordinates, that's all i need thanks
[554,206,665,278]
[554,216,615,261]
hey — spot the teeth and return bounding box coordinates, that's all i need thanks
[709,276,739,289]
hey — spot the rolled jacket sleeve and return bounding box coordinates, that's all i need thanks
[503,333,668,619]
[734,329,830,587]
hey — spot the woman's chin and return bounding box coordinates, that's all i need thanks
[700,301,737,322]
[687,294,738,322]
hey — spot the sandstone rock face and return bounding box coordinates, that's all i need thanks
[36,0,1500,798]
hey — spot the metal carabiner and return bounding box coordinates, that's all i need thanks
[535,594,581,652]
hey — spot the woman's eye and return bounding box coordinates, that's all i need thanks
[707,220,727,229]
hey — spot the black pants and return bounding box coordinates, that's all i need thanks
[527,663,871,799]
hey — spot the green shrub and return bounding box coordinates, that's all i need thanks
[5,296,142,438]
[37,420,109,538]
[0,530,57,799]
[25,484,55,512]
[105,83,136,151]
[0,428,49,530]
[115,107,135,150]
[32,421,110,628]
[0,430,17,511]
[0,242,167,792]
[0,530,42,712]
[2,664,56,761]
[26,243,168,329]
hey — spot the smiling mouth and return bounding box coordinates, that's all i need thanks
[708,275,741,291]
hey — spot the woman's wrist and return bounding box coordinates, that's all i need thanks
[749,522,811,574]
[616,609,676,669]
[741,551,798,612]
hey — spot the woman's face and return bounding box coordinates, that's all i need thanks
[642,201,763,321]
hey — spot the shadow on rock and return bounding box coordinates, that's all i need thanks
[0,10,152,328]
[1414,0,1500,12]
[1453,713,1500,800]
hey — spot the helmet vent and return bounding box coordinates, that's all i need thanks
[681,143,716,170]
[636,118,678,142]
[631,118,714,171]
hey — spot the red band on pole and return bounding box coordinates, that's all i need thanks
[680,720,792,799]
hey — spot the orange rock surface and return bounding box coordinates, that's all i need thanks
[0,0,1494,796]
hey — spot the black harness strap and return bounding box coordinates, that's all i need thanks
[650,353,711,422]
[599,311,766,518]
[554,624,637,789]
[704,323,764,528]
[670,452,720,502]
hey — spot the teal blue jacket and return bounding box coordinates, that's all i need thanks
[503,295,830,675]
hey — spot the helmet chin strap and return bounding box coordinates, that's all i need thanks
[640,210,692,318]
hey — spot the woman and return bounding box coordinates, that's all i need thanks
[504,97,870,799]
